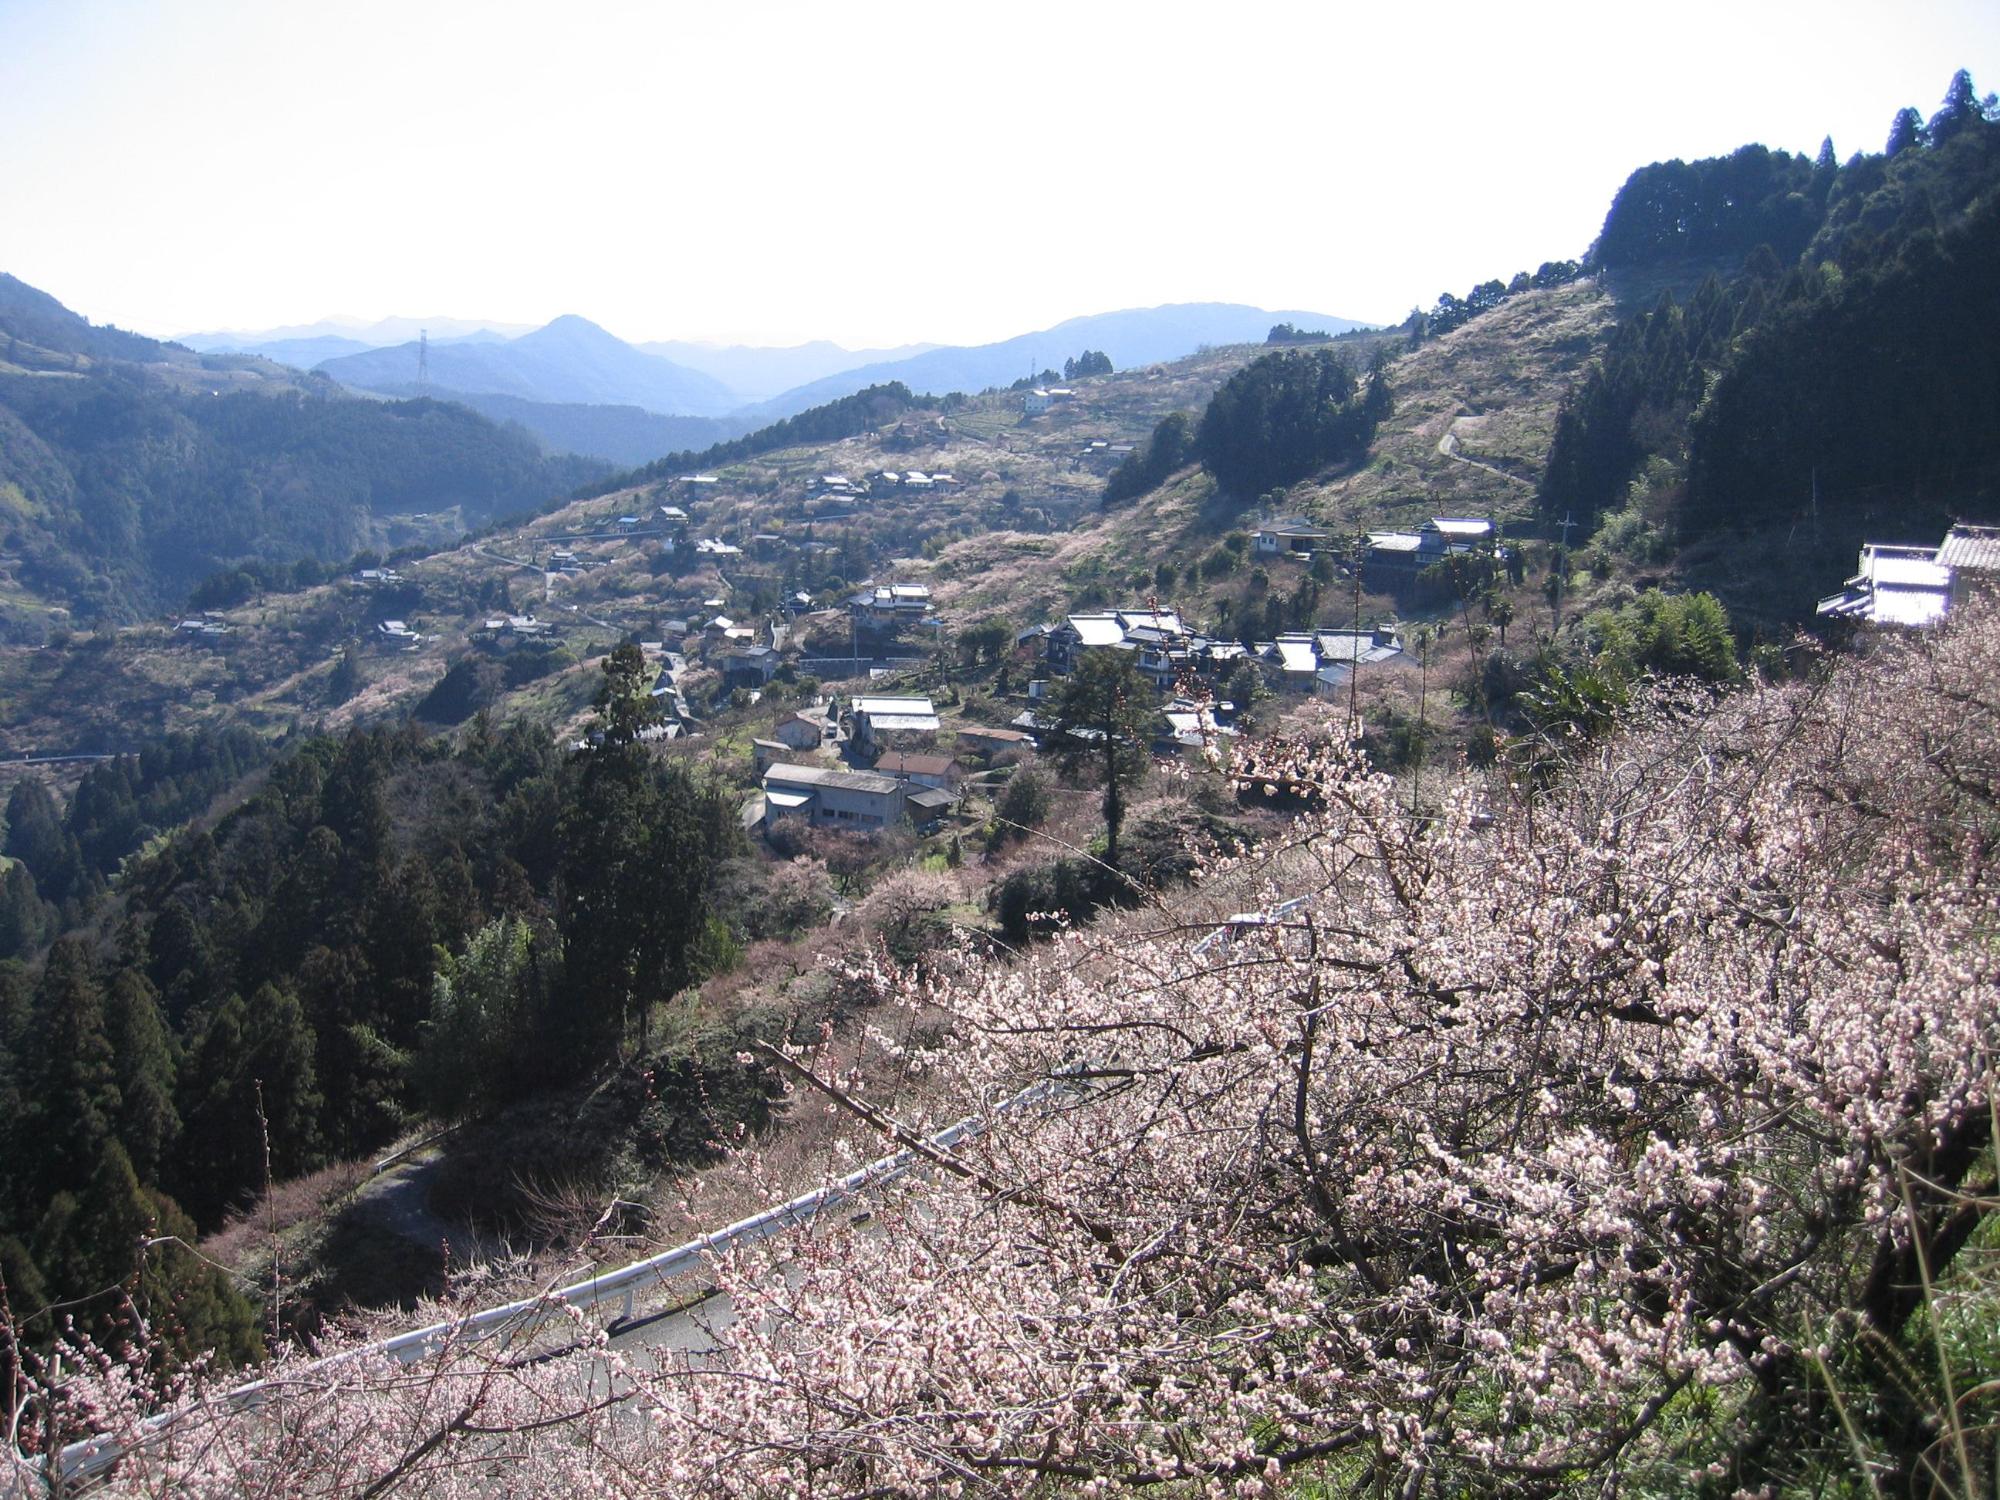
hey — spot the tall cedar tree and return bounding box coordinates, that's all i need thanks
[1045,649,1155,870]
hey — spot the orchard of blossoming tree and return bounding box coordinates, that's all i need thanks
[13,594,1997,1498]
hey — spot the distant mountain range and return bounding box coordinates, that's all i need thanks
[314,316,743,419]
[733,303,1372,422]
[185,301,1370,464]
[178,314,535,349]
[638,338,941,403]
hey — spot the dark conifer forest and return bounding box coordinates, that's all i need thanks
[0,683,774,1372]
[1541,70,2000,547]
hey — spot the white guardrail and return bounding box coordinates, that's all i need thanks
[31,1075,1067,1495]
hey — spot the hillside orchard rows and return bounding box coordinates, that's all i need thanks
[12,597,1998,1497]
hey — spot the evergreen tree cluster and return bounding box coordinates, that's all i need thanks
[1686,191,2000,532]
[1539,269,1754,528]
[1542,71,2000,549]
[1063,350,1113,379]
[1588,143,1829,269]
[1407,261,1583,342]
[0,730,270,959]
[0,702,750,1372]
[1101,411,1195,506]
[1195,346,1391,500]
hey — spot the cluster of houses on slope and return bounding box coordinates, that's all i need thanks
[1250,515,1500,573]
[751,693,987,835]
[1816,524,2000,628]
[1031,605,1405,697]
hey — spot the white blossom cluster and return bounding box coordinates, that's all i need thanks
[22,610,2000,1495]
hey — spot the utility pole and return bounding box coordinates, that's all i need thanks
[1348,533,1365,740]
[1553,511,1575,634]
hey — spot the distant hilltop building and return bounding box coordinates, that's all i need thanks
[1817,524,2000,628]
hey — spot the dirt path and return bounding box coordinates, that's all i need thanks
[1436,417,1536,489]
[349,1154,487,1264]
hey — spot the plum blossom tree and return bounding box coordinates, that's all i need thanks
[14,606,2000,1496]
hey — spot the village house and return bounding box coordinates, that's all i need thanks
[1814,523,2000,627]
[1310,625,1403,691]
[752,737,815,776]
[374,619,421,649]
[1046,613,1129,674]
[849,583,934,627]
[849,694,941,756]
[870,750,958,791]
[722,643,779,687]
[1938,524,2000,605]
[1160,702,1236,752]
[1044,606,1187,675]
[1260,634,1323,690]
[774,710,833,751]
[1366,517,1498,572]
[761,763,907,831]
[479,614,550,645]
[1023,387,1074,415]
[905,786,955,829]
[1255,517,1331,556]
[956,725,1034,757]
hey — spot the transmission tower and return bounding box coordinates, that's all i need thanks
[417,329,429,392]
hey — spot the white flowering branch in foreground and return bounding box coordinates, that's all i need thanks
[17,610,2000,1496]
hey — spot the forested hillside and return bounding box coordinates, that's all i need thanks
[0,278,602,628]
[1541,70,2000,611]
[0,662,788,1370]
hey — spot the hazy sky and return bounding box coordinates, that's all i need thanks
[2,0,1995,349]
